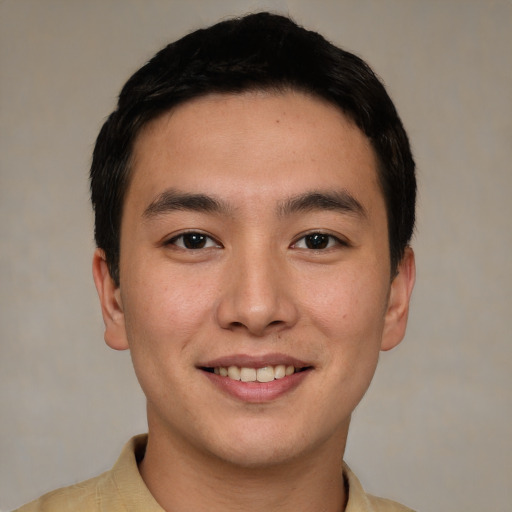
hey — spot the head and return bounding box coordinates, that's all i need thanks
[90,12,416,471]
[90,12,415,286]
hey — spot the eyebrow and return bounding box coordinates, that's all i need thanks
[142,188,366,221]
[142,189,231,219]
[278,190,367,219]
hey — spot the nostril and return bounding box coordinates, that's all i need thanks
[228,319,285,333]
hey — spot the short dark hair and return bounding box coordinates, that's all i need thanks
[90,11,416,285]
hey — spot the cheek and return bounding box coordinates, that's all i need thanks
[300,266,389,342]
[297,264,389,406]
[119,269,218,408]
[120,262,221,354]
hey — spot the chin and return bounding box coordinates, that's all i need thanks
[212,439,306,470]
[199,416,341,470]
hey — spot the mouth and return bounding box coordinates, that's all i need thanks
[198,355,313,402]
[201,364,312,383]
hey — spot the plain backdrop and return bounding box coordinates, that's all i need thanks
[1,1,511,511]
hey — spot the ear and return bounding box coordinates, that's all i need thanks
[380,246,416,352]
[92,248,129,351]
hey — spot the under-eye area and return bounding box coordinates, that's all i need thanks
[200,365,313,383]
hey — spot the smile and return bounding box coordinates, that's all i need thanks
[199,356,313,402]
[206,364,303,382]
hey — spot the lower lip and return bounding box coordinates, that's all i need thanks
[202,370,311,403]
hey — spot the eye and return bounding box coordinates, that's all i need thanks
[292,232,344,250]
[167,232,221,250]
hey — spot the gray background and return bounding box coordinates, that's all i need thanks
[1,1,511,510]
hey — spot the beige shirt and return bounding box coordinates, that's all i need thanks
[15,435,415,512]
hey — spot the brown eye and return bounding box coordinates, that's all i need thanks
[169,232,220,249]
[183,233,207,249]
[304,233,330,249]
[293,232,343,250]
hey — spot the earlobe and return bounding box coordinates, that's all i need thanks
[381,247,416,352]
[92,249,129,351]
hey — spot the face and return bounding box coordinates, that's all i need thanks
[94,91,415,469]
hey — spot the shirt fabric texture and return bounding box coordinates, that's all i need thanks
[15,435,415,512]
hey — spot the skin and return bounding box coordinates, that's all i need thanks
[93,90,415,512]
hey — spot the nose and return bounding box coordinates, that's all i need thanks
[215,244,299,337]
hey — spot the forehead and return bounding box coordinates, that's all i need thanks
[128,90,382,214]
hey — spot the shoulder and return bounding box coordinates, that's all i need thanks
[366,493,416,512]
[343,462,416,512]
[13,435,155,512]
[12,471,112,512]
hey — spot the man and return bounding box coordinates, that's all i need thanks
[16,12,416,512]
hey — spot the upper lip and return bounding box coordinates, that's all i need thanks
[198,353,311,369]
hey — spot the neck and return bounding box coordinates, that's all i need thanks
[139,424,348,512]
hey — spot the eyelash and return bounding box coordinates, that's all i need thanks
[166,232,222,250]
[166,231,346,251]
[291,232,347,251]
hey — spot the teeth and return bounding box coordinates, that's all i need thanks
[256,366,274,383]
[240,367,257,382]
[274,365,286,379]
[227,366,241,380]
[213,364,298,382]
